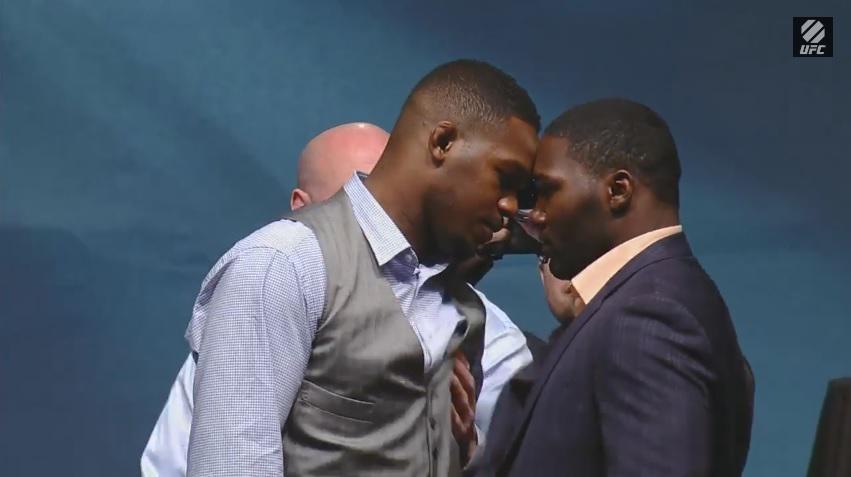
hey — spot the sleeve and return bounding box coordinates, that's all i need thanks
[141,353,196,477]
[595,293,715,477]
[187,247,320,477]
[473,293,533,442]
[476,327,533,437]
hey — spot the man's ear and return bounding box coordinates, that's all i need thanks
[290,188,312,211]
[428,121,458,166]
[606,169,634,213]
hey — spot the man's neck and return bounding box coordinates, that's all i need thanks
[610,210,680,249]
[363,166,434,263]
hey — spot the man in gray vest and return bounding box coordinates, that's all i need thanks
[185,59,540,476]
[142,122,535,476]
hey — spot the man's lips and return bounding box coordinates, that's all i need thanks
[479,218,507,243]
[473,217,512,258]
[479,224,497,244]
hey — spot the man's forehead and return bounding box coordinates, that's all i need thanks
[506,116,539,154]
[539,134,570,154]
[532,136,571,176]
[479,118,536,173]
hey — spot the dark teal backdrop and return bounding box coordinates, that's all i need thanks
[1,1,849,475]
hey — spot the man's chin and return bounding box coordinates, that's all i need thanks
[547,258,575,280]
[454,254,494,285]
[444,242,477,266]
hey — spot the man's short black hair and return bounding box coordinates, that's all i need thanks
[405,59,541,133]
[545,98,681,206]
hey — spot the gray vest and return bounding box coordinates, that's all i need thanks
[282,190,486,476]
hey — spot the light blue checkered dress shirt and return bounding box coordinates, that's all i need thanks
[182,173,530,476]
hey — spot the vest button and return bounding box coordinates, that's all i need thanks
[429,416,437,428]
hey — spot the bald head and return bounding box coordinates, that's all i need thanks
[291,122,389,210]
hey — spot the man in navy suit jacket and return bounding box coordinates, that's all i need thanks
[472,99,753,477]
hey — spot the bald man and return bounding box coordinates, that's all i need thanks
[141,122,533,476]
[290,122,390,209]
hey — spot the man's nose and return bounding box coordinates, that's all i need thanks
[498,196,519,218]
[530,208,547,227]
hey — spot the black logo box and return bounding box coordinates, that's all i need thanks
[793,17,834,57]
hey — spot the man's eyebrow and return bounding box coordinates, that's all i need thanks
[499,157,532,182]
[532,172,548,182]
[533,173,558,188]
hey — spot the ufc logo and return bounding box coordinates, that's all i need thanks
[799,44,827,56]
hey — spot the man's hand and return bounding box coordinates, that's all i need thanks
[450,351,478,460]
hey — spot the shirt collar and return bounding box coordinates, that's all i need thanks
[343,172,431,269]
[571,225,683,304]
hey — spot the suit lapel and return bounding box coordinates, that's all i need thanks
[498,233,693,473]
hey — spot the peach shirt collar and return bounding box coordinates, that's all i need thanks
[571,225,683,304]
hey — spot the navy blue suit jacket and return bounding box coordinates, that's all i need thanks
[474,233,753,477]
